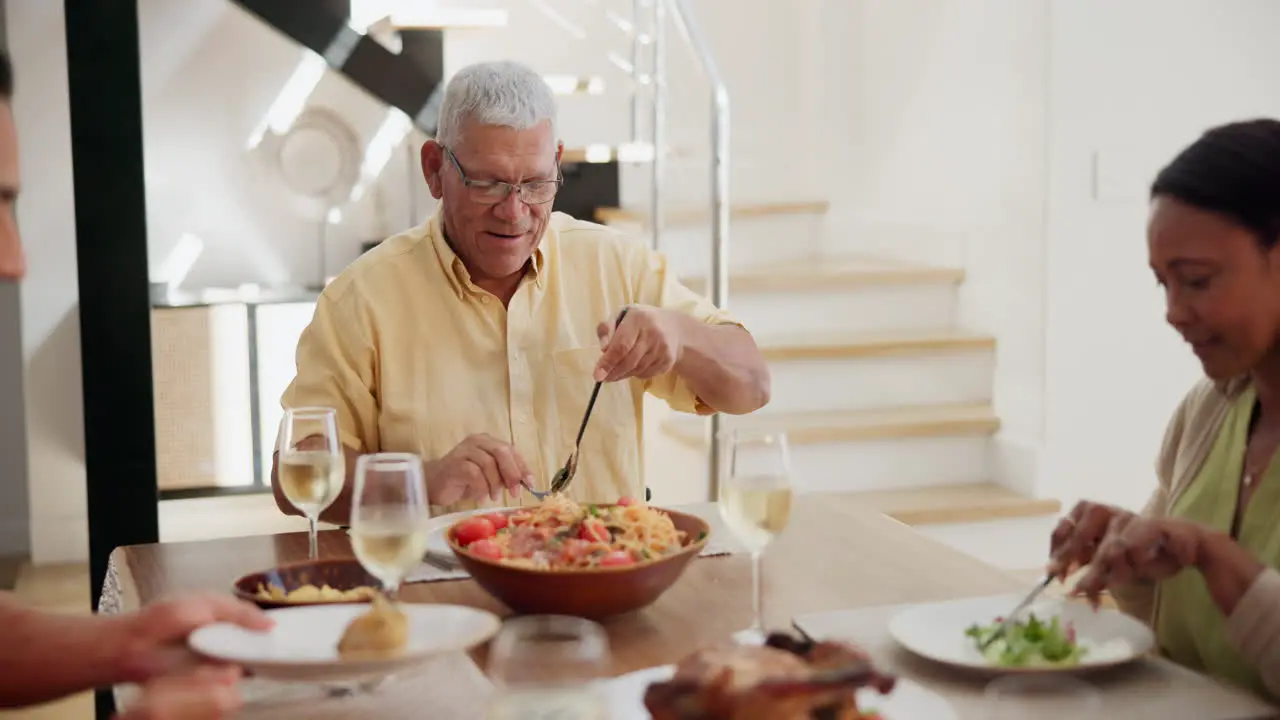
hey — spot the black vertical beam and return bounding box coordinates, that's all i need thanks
[64,0,156,716]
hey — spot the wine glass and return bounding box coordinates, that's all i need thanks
[718,429,794,640]
[984,675,1102,719]
[349,452,431,598]
[487,615,611,719]
[276,407,345,559]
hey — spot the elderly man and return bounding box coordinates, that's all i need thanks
[275,60,769,521]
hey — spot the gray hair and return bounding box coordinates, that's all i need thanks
[434,61,557,148]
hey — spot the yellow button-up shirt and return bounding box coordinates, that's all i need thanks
[281,209,737,514]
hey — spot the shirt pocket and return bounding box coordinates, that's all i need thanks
[550,347,641,499]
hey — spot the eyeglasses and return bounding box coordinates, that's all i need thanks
[443,146,562,205]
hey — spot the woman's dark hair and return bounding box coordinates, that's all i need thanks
[1151,118,1280,249]
[0,49,11,100]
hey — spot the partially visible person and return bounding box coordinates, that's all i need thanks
[0,48,270,716]
[274,60,770,522]
[0,592,269,713]
[1047,119,1280,700]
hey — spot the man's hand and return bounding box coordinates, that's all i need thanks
[118,593,274,683]
[1071,515,1206,602]
[594,305,684,383]
[115,666,243,720]
[1046,500,1136,581]
[426,433,533,506]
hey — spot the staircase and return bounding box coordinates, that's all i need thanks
[606,206,1063,572]
[232,0,1062,572]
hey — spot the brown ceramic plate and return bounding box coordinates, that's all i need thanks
[447,504,711,619]
[233,558,383,609]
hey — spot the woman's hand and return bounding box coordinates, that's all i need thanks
[1071,515,1206,602]
[1046,501,1136,580]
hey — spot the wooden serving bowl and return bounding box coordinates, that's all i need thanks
[447,505,711,619]
[233,558,382,609]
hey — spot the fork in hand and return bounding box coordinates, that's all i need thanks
[537,308,630,499]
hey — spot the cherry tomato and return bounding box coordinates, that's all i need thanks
[579,519,609,543]
[455,517,496,546]
[467,538,503,561]
[616,496,637,507]
[485,512,510,530]
[600,551,634,567]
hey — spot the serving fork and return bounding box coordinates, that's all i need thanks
[528,308,630,500]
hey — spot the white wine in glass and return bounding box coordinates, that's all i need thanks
[719,429,794,636]
[350,453,430,596]
[277,407,344,559]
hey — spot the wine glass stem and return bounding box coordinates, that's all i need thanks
[750,549,764,632]
[308,516,318,559]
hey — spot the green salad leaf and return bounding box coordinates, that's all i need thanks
[964,613,1086,667]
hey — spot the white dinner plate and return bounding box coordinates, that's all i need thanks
[888,593,1155,674]
[425,506,518,557]
[189,603,501,683]
[603,664,958,719]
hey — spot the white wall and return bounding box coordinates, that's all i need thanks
[814,0,1050,497]
[1042,0,1280,511]
[9,0,87,564]
[822,0,1280,512]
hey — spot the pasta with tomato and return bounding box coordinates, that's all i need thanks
[451,495,692,569]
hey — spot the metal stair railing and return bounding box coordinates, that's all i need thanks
[585,0,732,499]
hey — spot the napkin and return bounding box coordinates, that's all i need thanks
[404,538,737,584]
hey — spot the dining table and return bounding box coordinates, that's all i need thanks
[99,493,1280,718]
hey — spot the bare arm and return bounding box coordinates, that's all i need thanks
[671,315,770,415]
[0,592,270,709]
[0,593,133,707]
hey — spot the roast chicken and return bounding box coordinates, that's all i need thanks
[643,631,895,720]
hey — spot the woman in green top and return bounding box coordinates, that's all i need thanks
[1048,119,1280,700]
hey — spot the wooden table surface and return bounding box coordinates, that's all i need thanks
[108,495,1028,678]
[105,494,1280,717]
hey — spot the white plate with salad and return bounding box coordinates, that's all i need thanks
[888,594,1155,673]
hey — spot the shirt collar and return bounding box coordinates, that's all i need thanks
[425,207,548,298]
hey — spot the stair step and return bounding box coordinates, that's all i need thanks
[595,200,830,227]
[680,256,962,337]
[758,328,994,362]
[758,329,994,415]
[829,483,1061,526]
[663,403,1000,447]
[910,515,1062,571]
[680,255,965,295]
